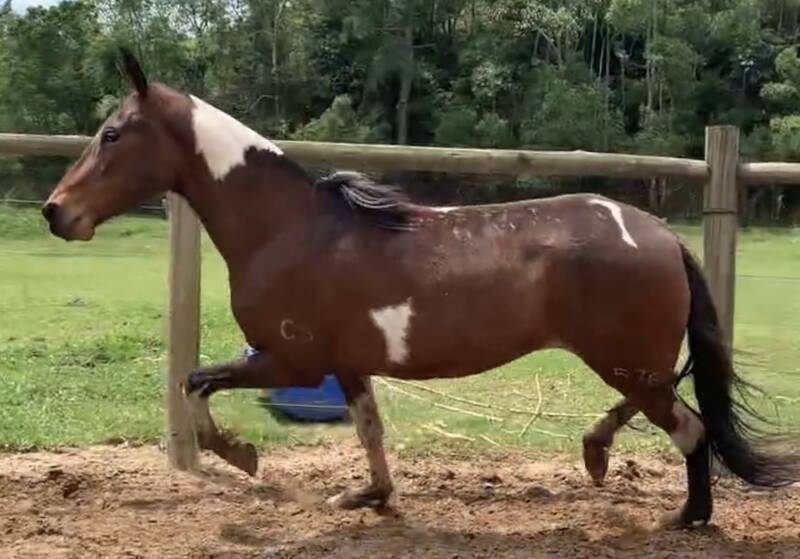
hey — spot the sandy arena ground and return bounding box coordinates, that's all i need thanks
[0,443,798,558]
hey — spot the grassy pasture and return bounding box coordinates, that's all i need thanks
[1,206,798,459]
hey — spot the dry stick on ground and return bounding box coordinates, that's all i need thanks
[385,377,531,413]
[526,426,570,439]
[375,378,568,443]
[383,409,400,436]
[519,374,544,439]
[384,377,603,419]
[374,378,503,422]
[510,390,604,419]
[498,426,570,439]
[379,379,401,436]
[422,424,477,443]
[479,434,502,448]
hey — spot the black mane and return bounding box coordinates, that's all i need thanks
[315,171,416,231]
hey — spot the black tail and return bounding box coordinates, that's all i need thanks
[679,244,800,487]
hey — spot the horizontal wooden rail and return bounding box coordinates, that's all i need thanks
[4,132,799,184]
[739,162,800,185]
[0,132,710,180]
[277,141,712,180]
[0,134,87,157]
[4,133,800,184]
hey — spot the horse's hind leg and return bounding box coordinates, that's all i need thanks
[603,373,711,527]
[327,375,394,510]
[656,398,711,527]
[582,398,639,485]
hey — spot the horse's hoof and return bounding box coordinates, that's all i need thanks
[326,487,390,510]
[227,442,259,476]
[582,438,609,486]
[659,508,711,530]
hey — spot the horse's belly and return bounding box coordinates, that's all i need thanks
[385,287,553,379]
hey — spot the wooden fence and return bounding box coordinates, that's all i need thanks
[2,127,799,471]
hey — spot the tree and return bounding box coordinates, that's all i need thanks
[291,94,386,143]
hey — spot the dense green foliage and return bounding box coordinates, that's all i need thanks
[1,0,799,220]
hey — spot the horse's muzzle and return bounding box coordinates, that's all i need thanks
[41,202,94,241]
[41,202,58,223]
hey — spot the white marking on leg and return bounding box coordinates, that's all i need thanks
[327,381,392,507]
[589,199,639,249]
[190,95,283,181]
[352,388,380,434]
[670,401,706,455]
[370,299,413,365]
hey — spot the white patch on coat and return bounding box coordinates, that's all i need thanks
[670,401,706,455]
[190,95,283,181]
[370,298,414,365]
[432,206,459,213]
[589,199,639,249]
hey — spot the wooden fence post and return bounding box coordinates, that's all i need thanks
[703,126,739,356]
[165,193,202,470]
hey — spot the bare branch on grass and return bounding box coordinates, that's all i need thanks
[518,373,543,438]
[384,377,602,419]
[422,424,476,442]
[374,378,503,422]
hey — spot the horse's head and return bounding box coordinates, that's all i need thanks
[43,49,189,241]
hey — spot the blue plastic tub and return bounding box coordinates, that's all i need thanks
[245,346,349,422]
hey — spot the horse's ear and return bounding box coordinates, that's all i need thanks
[119,48,148,98]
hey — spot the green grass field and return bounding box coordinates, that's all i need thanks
[1,206,798,459]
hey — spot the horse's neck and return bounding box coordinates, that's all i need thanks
[176,159,318,270]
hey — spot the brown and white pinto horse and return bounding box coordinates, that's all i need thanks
[43,51,799,527]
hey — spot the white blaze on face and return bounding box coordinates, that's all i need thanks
[189,95,283,181]
[670,401,706,455]
[589,198,639,249]
[370,298,414,365]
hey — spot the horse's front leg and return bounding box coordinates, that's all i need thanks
[185,352,323,396]
[326,375,394,510]
[188,395,259,476]
[183,352,324,475]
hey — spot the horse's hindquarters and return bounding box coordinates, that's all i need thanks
[550,233,690,392]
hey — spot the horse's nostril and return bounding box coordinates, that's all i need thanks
[42,202,58,222]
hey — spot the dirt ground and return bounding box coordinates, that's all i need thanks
[0,443,798,559]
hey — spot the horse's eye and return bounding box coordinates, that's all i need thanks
[102,128,120,144]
